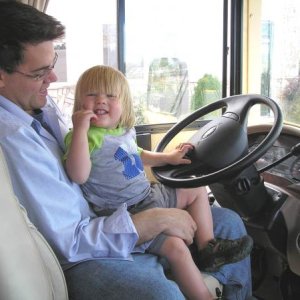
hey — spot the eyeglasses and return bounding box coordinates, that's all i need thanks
[14,52,58,81]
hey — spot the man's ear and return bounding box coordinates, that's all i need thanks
[0,70,6,88]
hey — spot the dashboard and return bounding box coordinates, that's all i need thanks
[248,124,300,184]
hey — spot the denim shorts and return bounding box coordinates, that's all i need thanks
[128,183,177,213]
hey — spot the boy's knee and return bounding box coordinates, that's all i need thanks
[162,236,190,261]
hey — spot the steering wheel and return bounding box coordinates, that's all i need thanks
[152,94,283,188]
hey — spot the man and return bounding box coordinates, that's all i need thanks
[0,1,252,299]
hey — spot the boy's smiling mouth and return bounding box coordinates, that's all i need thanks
[94,109,108,115]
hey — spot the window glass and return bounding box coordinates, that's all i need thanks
[248,0,300,125]
[124,0,224,125]
[46,1,224,127]
[262,0,300,125]
[46,0,117,127]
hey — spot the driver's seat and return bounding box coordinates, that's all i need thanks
[0,146,68,300]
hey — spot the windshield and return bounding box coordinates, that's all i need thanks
[46,0,300,128]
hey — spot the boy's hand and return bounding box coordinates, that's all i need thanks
[72,110,97,133]
[167,142,194,165]
[175,142,194,151]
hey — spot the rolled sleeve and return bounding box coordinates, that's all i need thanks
[101,204,139,255]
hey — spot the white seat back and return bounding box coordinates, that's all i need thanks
[0,146,68,300]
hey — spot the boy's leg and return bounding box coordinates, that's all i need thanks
[152,235,213,300]
[176,187,214,248]
[64,253,185,300]
[177,187,253,271]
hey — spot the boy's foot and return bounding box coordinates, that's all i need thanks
[195,235,253,272]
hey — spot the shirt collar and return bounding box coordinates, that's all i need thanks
[0,95,34,127]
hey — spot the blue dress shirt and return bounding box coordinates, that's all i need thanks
[0,95,139,269]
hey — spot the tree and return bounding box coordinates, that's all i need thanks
[191,74,221,111]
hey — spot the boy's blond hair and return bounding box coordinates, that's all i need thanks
[74,65,135,128]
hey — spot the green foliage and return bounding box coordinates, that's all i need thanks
[134,101,146,125]
[191,74,221,111]
[133,93,147,125]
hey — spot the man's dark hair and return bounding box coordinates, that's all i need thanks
[0,1,65,73]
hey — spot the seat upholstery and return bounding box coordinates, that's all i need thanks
[0,146,68,300]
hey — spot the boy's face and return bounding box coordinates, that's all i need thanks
[0,41,57,114]
[82,93,122,129]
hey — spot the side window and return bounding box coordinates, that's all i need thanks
[46,0,117,127]
[245,0,300,125]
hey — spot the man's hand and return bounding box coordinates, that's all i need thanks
[131,207,197,245]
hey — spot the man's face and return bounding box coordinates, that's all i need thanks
[0,41,57,114]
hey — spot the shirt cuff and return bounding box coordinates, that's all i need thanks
[103,203,139,253]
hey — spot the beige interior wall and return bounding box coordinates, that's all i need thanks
[242,0,249,93]
[243,0,262,94]
[243,0,264,124]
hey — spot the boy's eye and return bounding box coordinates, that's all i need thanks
[85,93,117,98]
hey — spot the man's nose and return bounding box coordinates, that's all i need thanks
[44,69,57,83]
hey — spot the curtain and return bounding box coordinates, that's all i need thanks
[18,0,49,12]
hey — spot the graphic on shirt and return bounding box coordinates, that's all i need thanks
[114,147,144,179]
